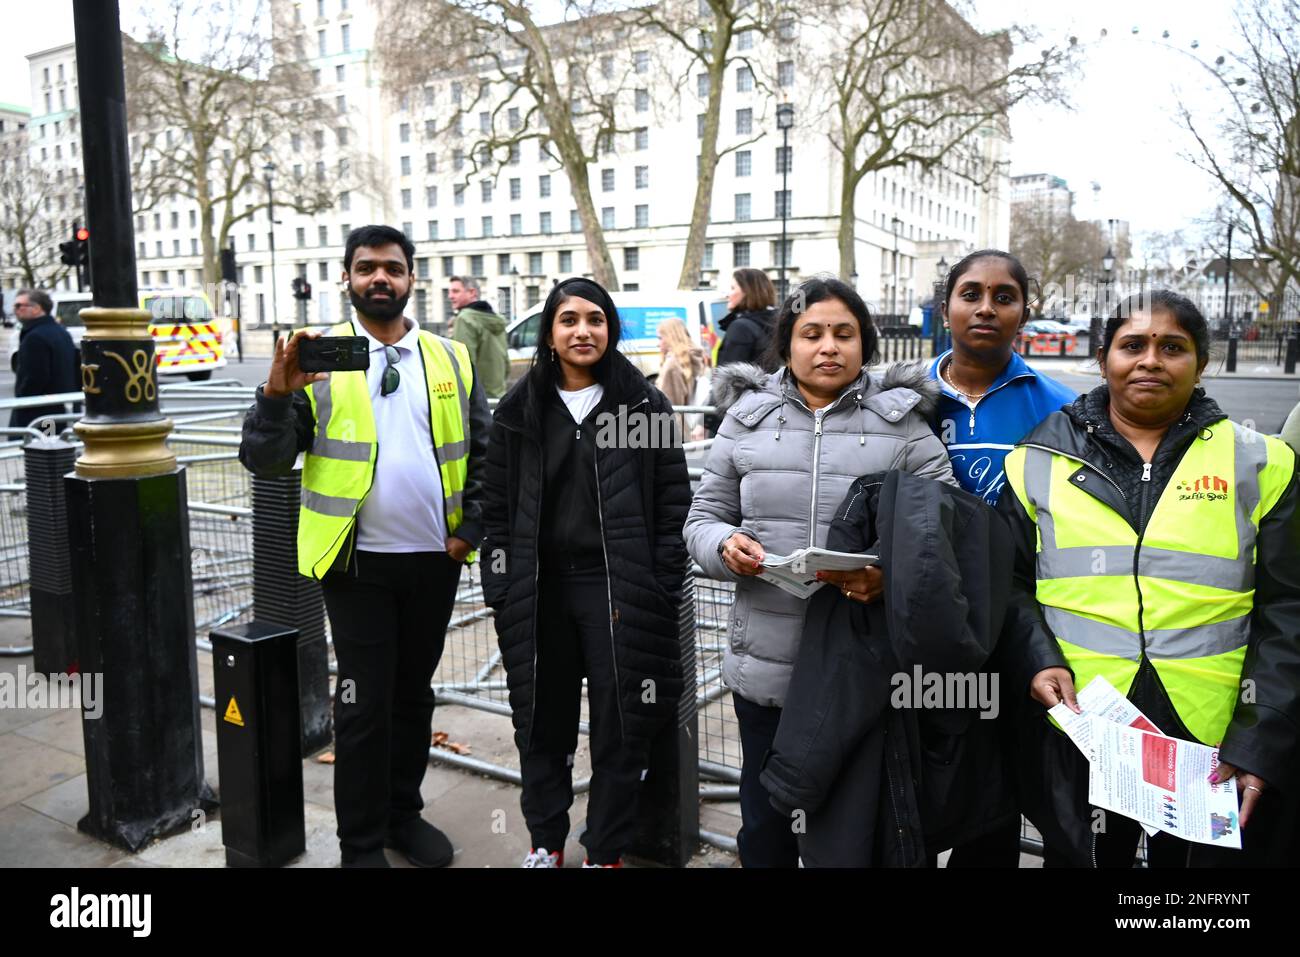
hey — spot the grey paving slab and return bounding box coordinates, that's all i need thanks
[0,804,131,868]
[21,773,88,829]
[0,732,86,811]
[12,706,85,757]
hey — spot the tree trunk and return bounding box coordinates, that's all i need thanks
[837,157,858,283]
[676,29,731,291]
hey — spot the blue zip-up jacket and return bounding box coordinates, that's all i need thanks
[927,349,1077,505]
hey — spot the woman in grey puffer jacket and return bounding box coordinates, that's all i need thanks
[684,276,955,867]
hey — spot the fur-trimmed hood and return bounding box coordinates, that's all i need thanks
[710,359,941,422]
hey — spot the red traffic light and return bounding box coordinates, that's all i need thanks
[75,227,89,241]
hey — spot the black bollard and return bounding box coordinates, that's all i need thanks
[1226,337,1239,374]
[24,437,78,675]
[211,621,306,867]
[251,471,332,755]
[1285,337,1297,376]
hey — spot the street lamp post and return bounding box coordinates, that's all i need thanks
[510,265,519,321]
[263,162,279,343]
[1102,245,1115,313]
[776,103,794,299]
[890,216,901,316]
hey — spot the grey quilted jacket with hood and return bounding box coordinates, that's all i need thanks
[684,360,957,707]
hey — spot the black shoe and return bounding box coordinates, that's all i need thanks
[340,848,391,868]
[385,818,454,868]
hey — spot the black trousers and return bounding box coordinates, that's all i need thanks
[733,693,800,868]
[519,571,647,865]
[322,550,462,857]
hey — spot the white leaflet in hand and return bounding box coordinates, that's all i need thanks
[757,548,878,600]
[1048,675,1164,837]
[1087,720,1242,849]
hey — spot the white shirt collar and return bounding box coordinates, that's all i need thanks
[353,317,419,355]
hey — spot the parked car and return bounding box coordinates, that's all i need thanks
[1023,319,1074,336]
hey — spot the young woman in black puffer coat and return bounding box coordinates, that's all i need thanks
[480,277,692,868]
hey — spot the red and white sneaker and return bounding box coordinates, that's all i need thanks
[581,858,623,868]
[521,847,563,868]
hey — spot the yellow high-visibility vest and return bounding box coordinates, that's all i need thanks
[1005,420,1295,744]
[297,320,475,579]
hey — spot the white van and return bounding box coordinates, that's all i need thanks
[504,290,729,383]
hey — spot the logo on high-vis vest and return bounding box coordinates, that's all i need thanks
[1176,475,1229,502]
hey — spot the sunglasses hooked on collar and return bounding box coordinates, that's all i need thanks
[381,345,401,396]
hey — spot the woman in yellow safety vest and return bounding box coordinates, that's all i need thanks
[1000,289,1300,867]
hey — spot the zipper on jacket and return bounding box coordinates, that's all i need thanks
[1019,443,1128,502]
[807,409,826,547]
[593,440,626,742]
[939,355,1035,434]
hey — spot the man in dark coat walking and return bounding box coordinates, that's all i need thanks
[10,289,78,430]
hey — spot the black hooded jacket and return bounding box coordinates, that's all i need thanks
[479,354,693,751]
[715,307,775,369]
[998,385,1300,865]
[758,469,1017,866]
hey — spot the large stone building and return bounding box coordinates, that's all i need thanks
[7,0,1011,329]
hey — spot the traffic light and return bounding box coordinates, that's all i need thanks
[59,238,79,266]
[292,277,312,301]
[74,227,89,266]
[220,246,237,283]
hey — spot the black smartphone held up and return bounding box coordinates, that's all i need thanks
[296,336,370,373]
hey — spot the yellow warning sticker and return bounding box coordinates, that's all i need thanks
[223,696,245,727]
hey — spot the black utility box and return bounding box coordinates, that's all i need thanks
[211,621,306,867]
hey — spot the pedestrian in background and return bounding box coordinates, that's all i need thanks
[656,316,709,441]
[1002,290,1300,867]
[926,249,1076,867]
[9,289,78,431]
[685,275,955,867]
[480,277,691,868]
[448,276,509,398]
[240,225,491,868]
[705,269,778,435]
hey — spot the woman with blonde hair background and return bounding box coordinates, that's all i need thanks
[656,316,709,440]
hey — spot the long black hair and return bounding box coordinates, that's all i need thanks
[940,248,1033,322]
[520,277,642,425]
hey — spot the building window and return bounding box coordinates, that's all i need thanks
[539,212,552,234]
[336,95,347,114]
[602,169,615,192]
[735,151,751,177]
[733,241,750,267]
[426,186,438,206]
[508,107,521,130]
[416,289,428,323]
[318,30,327,56]
[399,123,410,144]
[737,29,753,51]
[697,113,706,139]
[453,149,464,171]
[635,88,649,112]
[696,74,709,98]
[402,221,413,238]
[428,220,439,240]
[319,262,330,281]
[509,144,521,165]
[470,254,484,277]
[772,239,793,267]
[736,109,752,135]
[170,211,179,228]
[634,128,648,150]
[624,247,639,271]
[634,51,649,73]
[635,205,649,228]
[776,146,792,175]
[559,250,573,272]
[400,155,411,175]
[481,216,494,237]
[601,207,615,230]
[774,190,791,217]
[703,243,714,269]
[510,214,522,236]
[570,210,581,232]
[737,67,754,92]
[336,64,346,83]
[340,190,351,211]
[635,166,649,189]
[399,189,411,209]
[481,180,493,202]
[454,184,466,206]
[735,193,751,221]
[426,152,437,174]
[454,218,466,239]
[478,111,490,134]
[539,175,552,198]
[319,225,329,245]
[341,24,350,52]
[778,61,795,88]
[442,256,455,277]
[510,178,521,200]
[297,227,306,247]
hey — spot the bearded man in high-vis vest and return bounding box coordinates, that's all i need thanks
[999,290,1300,869]
[240,225,491,868]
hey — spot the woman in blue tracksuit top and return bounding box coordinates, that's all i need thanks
[928,248,1077,866]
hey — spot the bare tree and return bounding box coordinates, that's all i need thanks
[378,0,648,289]
[630,0,778,288]
[804,0,1069,280]
[0,135,74,288]
[1180,0,1300,324]
[1010,198,1107,317]
[124,0,363,290]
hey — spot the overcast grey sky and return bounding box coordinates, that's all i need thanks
[0,1,1249,248]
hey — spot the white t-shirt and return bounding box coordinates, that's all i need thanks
[556,383,604,423]
[353,319,448,553]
